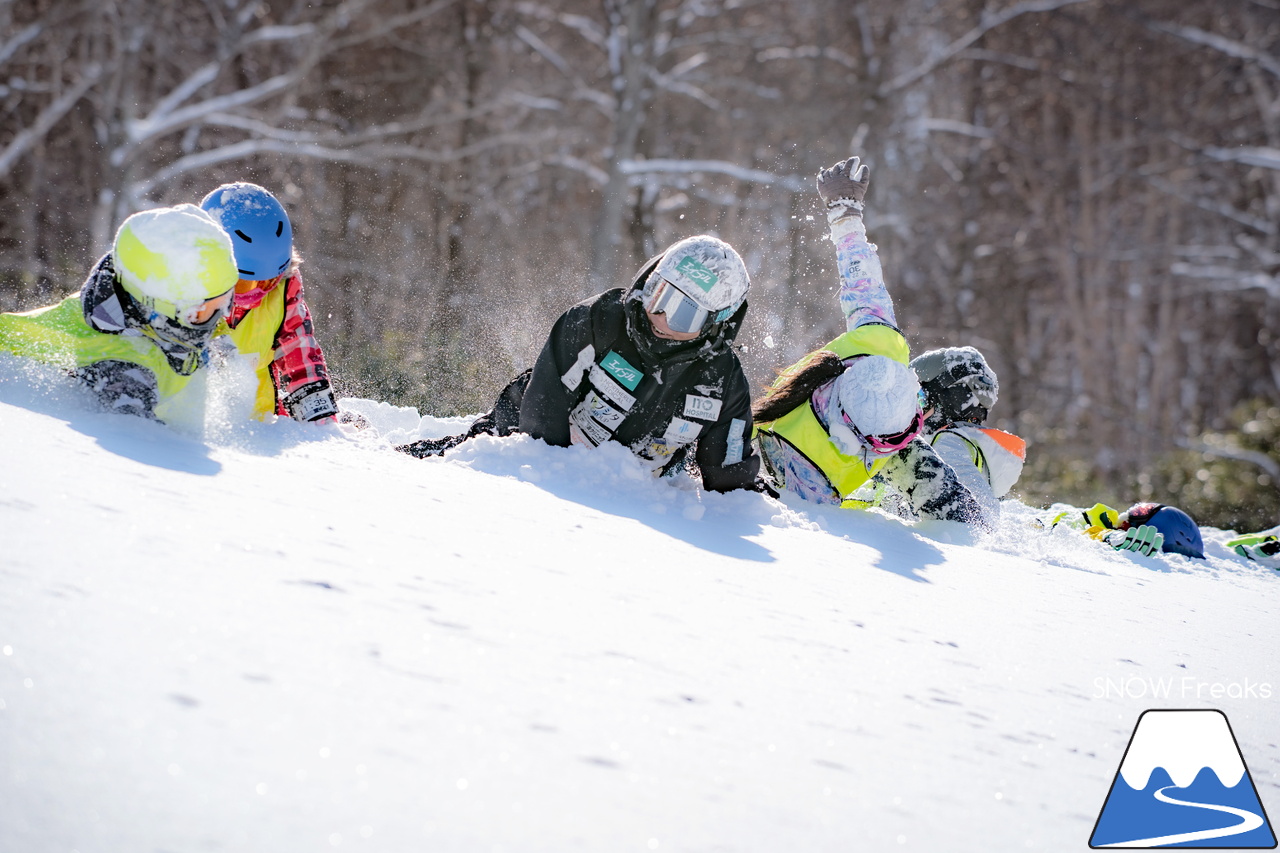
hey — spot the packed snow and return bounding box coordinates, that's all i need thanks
[1,354,1277,852]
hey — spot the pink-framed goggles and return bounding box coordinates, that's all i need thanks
[842,407,924,454]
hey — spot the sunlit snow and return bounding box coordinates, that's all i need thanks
[1,354,1276,852]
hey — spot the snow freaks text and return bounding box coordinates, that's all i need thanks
[1093,677,1273,701]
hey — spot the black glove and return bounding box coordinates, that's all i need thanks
[750,475,781,499]
[817,156,871,220]
[336,408,370,430]
[395,433,468,459]
[282,380,338,422]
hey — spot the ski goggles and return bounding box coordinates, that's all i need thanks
[233,271,287,310]
[643,278,726,335]
[928,380,991,425]
[842,407,924,454]
[142,289,234,328]
[183,291,234,326]
[1119,502,1164,528]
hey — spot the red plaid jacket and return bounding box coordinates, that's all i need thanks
[225,270,331,417]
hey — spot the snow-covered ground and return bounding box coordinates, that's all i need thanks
[1,355,1277,852]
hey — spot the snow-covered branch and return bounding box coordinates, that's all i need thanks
[916,117,997,140]
[1147,21,1280,80]
[754,45,859,71]
[544,155,611,186]
[619,159,807,192]
[125,0,457,164]
[514,3,606,50]
[146,62,224,126]
[0,20,43,67]
[123,71,306,157]
[650,74,721,110]
[143,17,358,128]
[1169,263,1280,298]
[134,130,557,196]
[515,24,576,77]
[0,64,101,179]
[201,97,519,146]
[1144,176,1275,236]
[330,0,458,50]
[1203,145,1280,172]
[878,0,1095,97]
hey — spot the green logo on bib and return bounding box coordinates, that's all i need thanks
[601,351,643,391]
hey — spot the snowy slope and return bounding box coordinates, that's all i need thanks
[1,356,1277,853]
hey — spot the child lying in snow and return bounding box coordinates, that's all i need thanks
[1050,502,1204,559]
[0,205,236,422]
[1225,528,1280,568]
[749,156,984,525]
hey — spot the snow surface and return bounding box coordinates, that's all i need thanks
[1,354,1278,852]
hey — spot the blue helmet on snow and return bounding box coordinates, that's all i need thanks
[1125,503,1205,559]
[199,182,293,281]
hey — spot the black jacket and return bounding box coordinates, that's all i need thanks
[519,261,760,493]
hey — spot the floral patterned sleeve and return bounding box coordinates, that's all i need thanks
[830,214,898,331]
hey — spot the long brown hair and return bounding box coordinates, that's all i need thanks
[752,350,845,423]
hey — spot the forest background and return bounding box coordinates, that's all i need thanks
[1,0,1277,529]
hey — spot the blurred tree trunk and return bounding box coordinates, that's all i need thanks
[589,0,658,285]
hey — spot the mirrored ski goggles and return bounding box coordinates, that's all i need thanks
[842,407,923,454]
[643,278,727,335]
[143,289,234,328]
[921,382,991,425]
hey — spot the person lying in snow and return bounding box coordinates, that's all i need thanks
[749,156,985,524]
[0,204,237,422]
[200,182,337,423]
[397,235,762,493]
[845,346,1026,521]
[1225,528,1280,567]
[1050,502,1205,559]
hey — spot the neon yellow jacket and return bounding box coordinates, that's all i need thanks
[216,282,287,417]
[0,295,196,421]
[754,322,911,504]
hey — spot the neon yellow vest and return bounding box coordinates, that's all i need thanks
[0,295,197,420]
[754,323,912,501]
[216,283,286,418]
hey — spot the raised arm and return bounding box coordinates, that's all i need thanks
[816,157,898,331]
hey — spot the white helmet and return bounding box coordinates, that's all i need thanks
[826,355,923,457]
[113,204,238,326]
[641,235,750,334]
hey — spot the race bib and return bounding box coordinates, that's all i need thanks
[569,402,611,446]
[683,394,722,421]
[586,392,625,430]
[663,417,702,444]
[600,351,643,391]
[588,363,636,411]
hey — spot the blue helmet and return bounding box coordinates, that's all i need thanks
[199,182,293,281]
[1126,503,1205,559]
